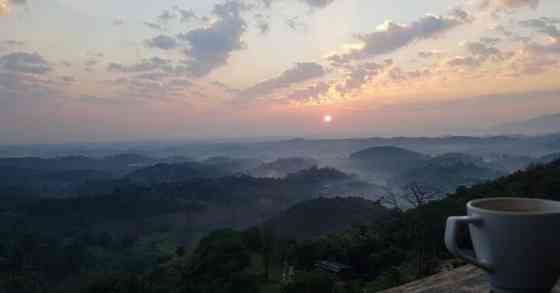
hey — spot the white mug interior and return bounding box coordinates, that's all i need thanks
[468,197,560,215]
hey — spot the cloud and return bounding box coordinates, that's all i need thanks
[145,35,179,50]
[107,57,171,73]
[179,1,248,77]
[61,76,76,83]
[480,37,501,45]
[211,80,241,96]
[331,9,471,63]
[0,40,26,53]
[299,0,335,9]
[168,79,193,88]
[336,61,386,93]
[463,41,502,60]
[173,6,196,23]
[0,70,57,99]
[258,0,336,10]
[135,72,168,81]
[516,18,560,55]
[418,50,445,59]
[157,9,177,24]
[84,59,98,67]
[77,95,123,105]
[113,18,125,26]
[479,0,539,11]
[446,56,480,67]
[526,38,560,55]
[286,16,306,31]
[0,52,51,74]
[255,13,270,34]
[144,22,164,31]
[242,62,325,98]
[257,21,270,34]
[287,81,329,102]
[519,17,560,38]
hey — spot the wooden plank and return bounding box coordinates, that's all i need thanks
[381,265,560,293]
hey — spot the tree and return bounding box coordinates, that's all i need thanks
[379,184,443,277]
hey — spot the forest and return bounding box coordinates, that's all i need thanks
[1,150,559,292]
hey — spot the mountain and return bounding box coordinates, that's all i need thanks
[256,197,391,241]
[126,161,229,184]
[537,152,560,165]
[0,166,113,197]
[8,150,560,293]
[0,153,157,176]
[249,157,318,178]
[494,113,560,135]
[349,146,429,176]
[202,156,263,174]
[391,153,505,193]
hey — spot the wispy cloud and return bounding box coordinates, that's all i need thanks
[300,0,335,9]
[179,1,249,77]
[241,62,326,99]
[479,0,540,12]
[0,52,51,74]
[145,35,180,50]
[330,9,471,63]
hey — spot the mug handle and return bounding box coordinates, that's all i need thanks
[445,216,493,272]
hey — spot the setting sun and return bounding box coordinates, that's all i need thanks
[323,115,333,123]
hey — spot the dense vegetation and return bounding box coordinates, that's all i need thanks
[2,148,560,293]
[2,159,556,293]
[0,163,366,293]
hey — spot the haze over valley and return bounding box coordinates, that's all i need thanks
[2,0,560,292]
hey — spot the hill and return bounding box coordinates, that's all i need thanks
[249,157,318,178]
[257,197,390,241]
[203,156,263,174]
[21,159,560,293]
[0,153,156,176]
[537,152,560,165]
[494,113,560,135]
[125,161,229,184]
[391,153,505,193]
[127,157,267,184]
[349,146,429,178]
[0,166,113,197]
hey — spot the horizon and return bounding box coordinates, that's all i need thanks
[1,0,560,144]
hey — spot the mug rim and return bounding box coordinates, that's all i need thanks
[467,197,560,216]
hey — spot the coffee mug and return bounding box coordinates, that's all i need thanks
[445,197,560,293]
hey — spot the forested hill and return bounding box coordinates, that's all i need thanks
[73,159,560,293]
[255,197,390,241]
[3,159,560,293]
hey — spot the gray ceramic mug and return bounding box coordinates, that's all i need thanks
[445,197,560,293]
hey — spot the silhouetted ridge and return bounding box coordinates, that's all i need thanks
[258,197,390,240]
[349,146,429,175]
[249,157,318,178]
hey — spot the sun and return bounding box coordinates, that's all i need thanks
[323,115,333,123]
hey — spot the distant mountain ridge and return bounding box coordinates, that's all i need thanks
[390,153,505,193]
[494,113,560,135]
[248,157,318,178]
[349,146,429,176]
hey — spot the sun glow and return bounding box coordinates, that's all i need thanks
[323,115,333,123]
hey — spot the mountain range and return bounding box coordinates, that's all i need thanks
[493,112,560,135]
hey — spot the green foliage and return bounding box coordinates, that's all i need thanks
[281,271,335,293]
[3,157,560,293]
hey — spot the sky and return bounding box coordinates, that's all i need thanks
[0,0,560,143]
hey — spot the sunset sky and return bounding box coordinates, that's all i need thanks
[1,0,560,143]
